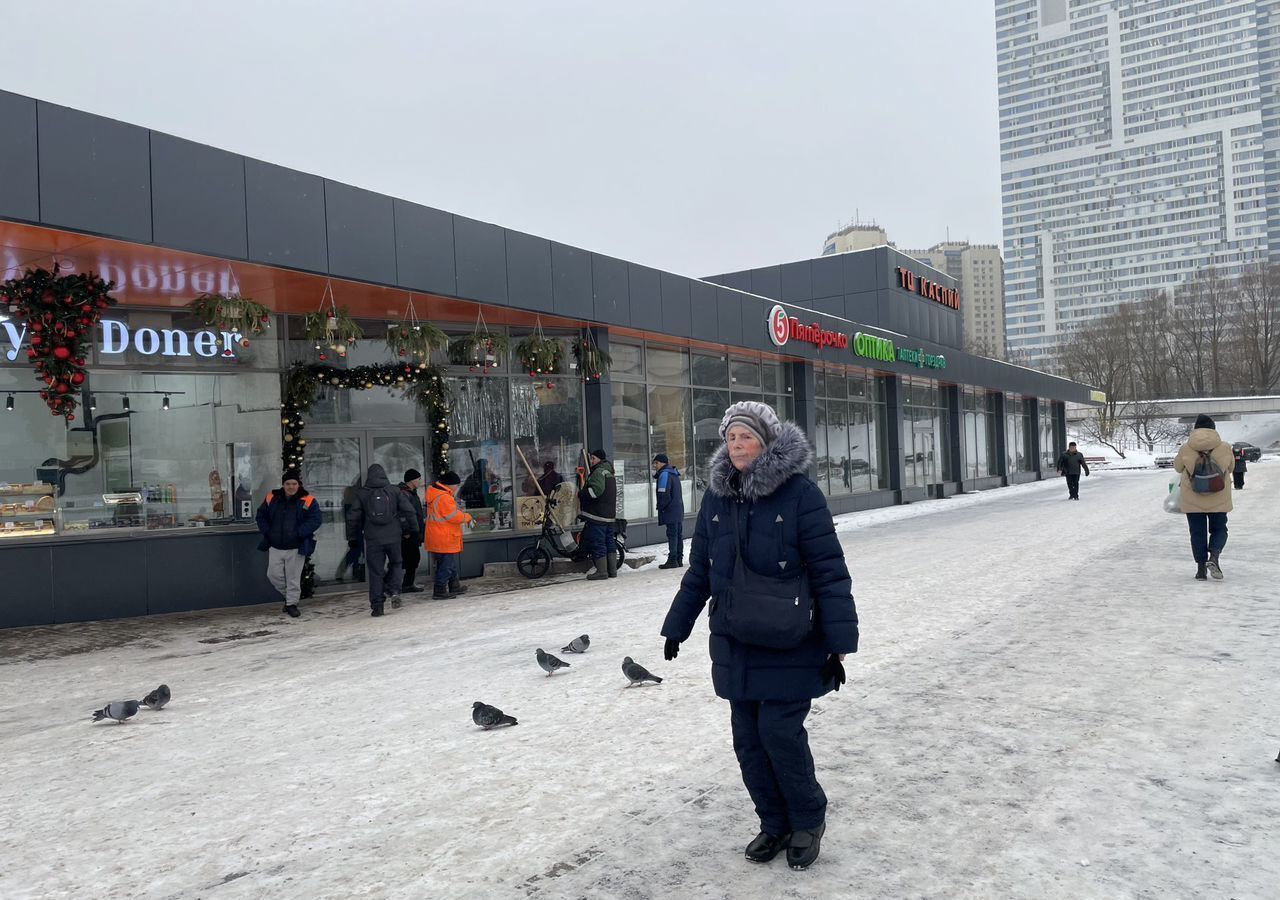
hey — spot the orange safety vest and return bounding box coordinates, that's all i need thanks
[424,483,471,553]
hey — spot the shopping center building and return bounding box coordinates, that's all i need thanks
[0,90,1098,626]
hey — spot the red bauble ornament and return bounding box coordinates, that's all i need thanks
[74,357,85,366]
[31,321,43,332]
[71,373,85,385]
[398,350,406,357]
[318,353,327,361]
[26,349,37,359]
[53,346,71,360]
[67,414,75,421]
[31,335,43,346]
[55,383,70,394]
[50,408,60,416]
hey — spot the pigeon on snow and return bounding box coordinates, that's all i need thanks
[622,657,663,687]
[561,634,591,654]
[91,700,140,723]
[472,701,518,729]
[141,684,171,710]
[536,648,571,676]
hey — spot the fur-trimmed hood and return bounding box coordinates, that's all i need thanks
[708,422,813,501]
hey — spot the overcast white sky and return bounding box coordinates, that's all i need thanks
[2,0,1002,278]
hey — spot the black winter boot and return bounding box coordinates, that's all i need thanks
[449,579,468,596]
[1207,552,1223,580]
[370,602,385,617]
[744,831,790,863]
[659,558,682,569]
[787,822,825,870]
[283,604,300,618]
[587,558,608,581]
[433,586,451,599]
[1195,563,1208,580]
[606,554,618,578]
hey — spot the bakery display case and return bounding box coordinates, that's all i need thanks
[0,482,57,539]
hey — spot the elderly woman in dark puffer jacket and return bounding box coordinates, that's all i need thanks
[661,400,858,871]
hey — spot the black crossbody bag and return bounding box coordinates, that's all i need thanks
[724,505,814,649]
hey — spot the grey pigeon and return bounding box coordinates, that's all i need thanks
[472,701,518,729]
[561,634,591,654]
[141,684,171,710]
[536,648,571,676]
[622,656,663,687]
[91,700,140,724]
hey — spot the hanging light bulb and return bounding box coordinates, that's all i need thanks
[122,395,130,411]
[5,394,13,412]
[162,394,170,411]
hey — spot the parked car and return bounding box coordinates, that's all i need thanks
[1232,442,1262,462]
[1155,455,1175,468]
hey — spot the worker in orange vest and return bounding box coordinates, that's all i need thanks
[424,471,473,599]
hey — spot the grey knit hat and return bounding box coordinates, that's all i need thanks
[719,400,783,446]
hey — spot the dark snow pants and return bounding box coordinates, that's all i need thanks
[665,522,683,563]
[365,540,403,606]
[1065,474,1080,499]
[1233,471,1245,490]
[1185,512,1228,563]
[729,699,827,835]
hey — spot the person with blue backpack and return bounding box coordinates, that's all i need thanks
[653,453,685,569]
[1173,414,1235,581]
[346,463,421,616]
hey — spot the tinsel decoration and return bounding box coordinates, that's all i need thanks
[514,333,564,377]
[447,309,508,372]
[281,362,452,477]
[304,281,363,360]
[186,292,273,337]
[572,330,612,382]
[384,295,447,360]
[0,265,117,420]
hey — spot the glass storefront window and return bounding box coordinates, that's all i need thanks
[1039,399,1057,471]
[447,377,513,532]
[761,362,779,395]
[512,378,583,492]
[648,385,694,512]
[692,388,729,507]
[730,358,760,390]
[646,346,689,383]
[693,353,729,389]
[611,381,650,520]
[826,400,852,495]
[611,342,645,379]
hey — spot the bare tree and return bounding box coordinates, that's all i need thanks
[1077,407,1128,458]
[1170,268,1236,395]
[1119,400,1189,452]
[1234,263,1280,394]
[1127,291,1175,399]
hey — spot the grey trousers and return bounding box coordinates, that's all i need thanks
[267,547,306,606]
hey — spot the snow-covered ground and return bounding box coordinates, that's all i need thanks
[2,466,1278,899]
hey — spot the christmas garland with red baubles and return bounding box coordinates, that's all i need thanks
[0,265,117,421]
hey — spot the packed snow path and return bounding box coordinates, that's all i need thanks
[2,465,1278,899]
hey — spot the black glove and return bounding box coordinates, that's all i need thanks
[347,539,360,549]
[664,638,680,661]
[820,655,846,691]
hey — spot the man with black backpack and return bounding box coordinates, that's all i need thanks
[346,463,421,616]
[1173,414,1234,581]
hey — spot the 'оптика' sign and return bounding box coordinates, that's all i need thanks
[768,304,849,351]
[852,332,947,370]
[2,319,244,363]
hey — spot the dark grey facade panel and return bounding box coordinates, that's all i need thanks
[244,159,328,272]
[393,201,456,296]
[0,91,39,224]
[780,260,812,303]
[841,250,877,295]
[659,272,692,337]
[324,181,397,285]
[749,265,782,301]
[707,270,750,292]
[690,279,718,338]
[811,256,842,299]
[628,264,662,330]
[37,101,152,244]
[591,253,629,325]
[505,230,554,314]
[150,133,248,260]
[737,292,772,352]
[716,286,744,347]
[145,534,238,614]
[550,241,593,319]
[0,544,51,627]
[453,216,508,305]
[810,296,844,318]
[51,540,148,623]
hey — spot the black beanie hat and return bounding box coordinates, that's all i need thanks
[1193,414,1215,430]
[282,469,302,485]
[653,453,669,464]
[438,471,461,485]
[589,449,607,461]
[403,468,422,483]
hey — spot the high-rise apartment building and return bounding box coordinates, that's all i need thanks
[822,227,1007,357]
[996,0,1277,367]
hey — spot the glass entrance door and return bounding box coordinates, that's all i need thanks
[301,429,427,589]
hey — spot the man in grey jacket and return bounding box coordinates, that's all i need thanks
[346,463,420,616]
[1055,441,1091,501]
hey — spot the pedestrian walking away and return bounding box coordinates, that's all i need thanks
[335,476,365,582]
[578,449,617,581]
[1173,414,1234,581]
[653,453,685,569]
[398,469,428,593]
[425,471,473,599]
[346,463,420,616]
[661,400,858,871]
[1232,445,1248,490]
[255,470,322,618]
[1056,441,1090,500]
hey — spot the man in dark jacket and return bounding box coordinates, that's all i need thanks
[255,470,322,618]
[1056,441,1090,500]
[1232,446,1248,490]
[538,460,564,496]
[578,449,617,581]
[398,469,427,593]
[346,463,420,617]
[661,400,857,870]
[653,453,685,569]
